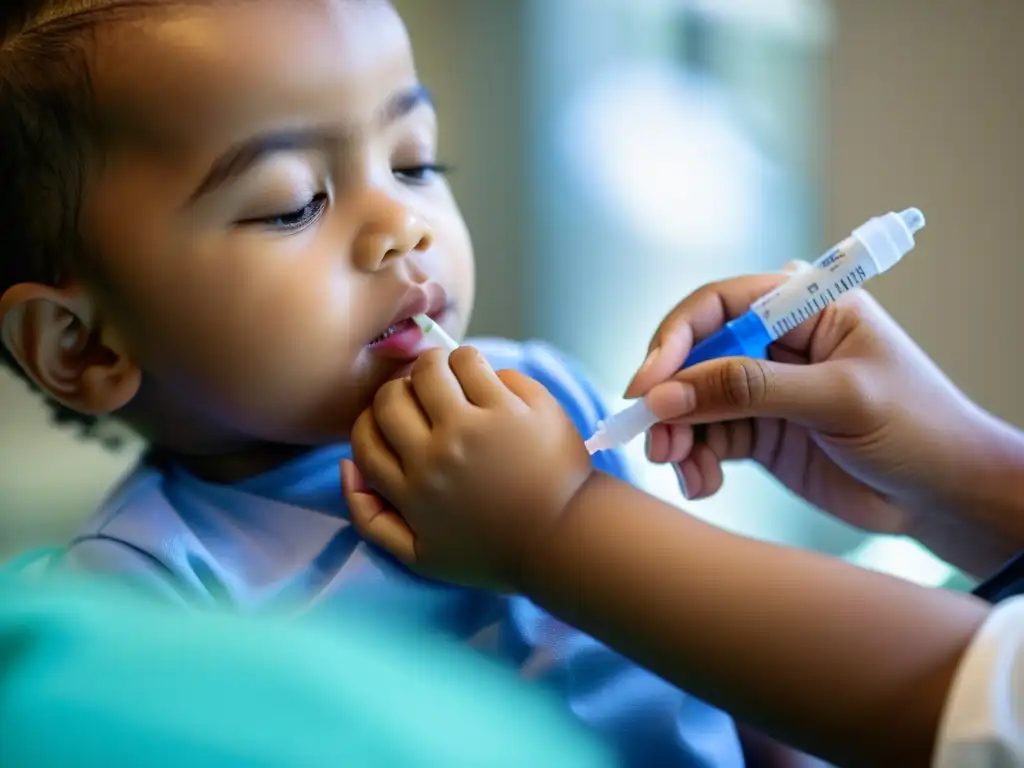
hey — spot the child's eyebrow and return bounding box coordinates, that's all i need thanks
[187,83,434,203]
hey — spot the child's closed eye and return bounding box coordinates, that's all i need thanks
[236,162,450,233]
[393,163,451,185]
[240,192,329,233]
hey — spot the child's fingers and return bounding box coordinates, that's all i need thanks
[495,369,550,409]
[342,461,418,566]
[350,410,405,495]
[341,457,372,492]
[410,348,468,422]
[447,346,511,408]
[373,378,430,457]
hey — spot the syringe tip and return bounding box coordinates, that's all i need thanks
[583,399,658,454]
[899,207,926,234]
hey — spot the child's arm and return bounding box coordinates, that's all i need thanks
[448,340,752,766]
[343,341,1016,767]
[344,428,986,766]
[517,469,988,768]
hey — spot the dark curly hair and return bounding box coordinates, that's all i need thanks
[0,1,173,445]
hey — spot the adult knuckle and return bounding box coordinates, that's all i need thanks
[718,358,774,410]
[835,362,878,412]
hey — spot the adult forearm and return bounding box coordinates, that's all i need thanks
[521,472,990,767]
[912,410,1024,577]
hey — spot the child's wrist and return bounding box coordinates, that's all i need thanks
[514,470,606,598]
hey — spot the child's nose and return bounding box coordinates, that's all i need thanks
[352,192,433,271]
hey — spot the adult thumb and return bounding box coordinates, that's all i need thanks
[645,356,865,433]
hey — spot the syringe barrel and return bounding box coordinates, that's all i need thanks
[585,209,924,454]
[749,209,923,342]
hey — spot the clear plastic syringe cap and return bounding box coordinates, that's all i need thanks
[899,207,926,234]
[852,207,926,274]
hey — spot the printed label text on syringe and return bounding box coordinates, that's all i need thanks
[762,262,869,337]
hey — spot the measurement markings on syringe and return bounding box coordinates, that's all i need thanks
[768,264,869,337]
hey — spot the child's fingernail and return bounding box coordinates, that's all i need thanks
[340,459,367,493]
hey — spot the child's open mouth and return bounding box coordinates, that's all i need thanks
[368,318,416,346]
[367,284,451,358]
[367,305,450,359]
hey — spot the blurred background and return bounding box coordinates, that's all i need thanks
[2,0,1021,591]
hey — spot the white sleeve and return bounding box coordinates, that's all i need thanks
[933,596,1024,767]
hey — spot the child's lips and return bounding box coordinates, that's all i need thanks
[367,305,450,360]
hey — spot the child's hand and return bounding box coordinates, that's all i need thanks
[626,267,1023,577]
[343,347,594,592]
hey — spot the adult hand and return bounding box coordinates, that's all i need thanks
[627,266,1023,576]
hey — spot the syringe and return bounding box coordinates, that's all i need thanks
[585,207,927,454]
[413,314,461,353]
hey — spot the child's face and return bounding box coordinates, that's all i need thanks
[83,0,474,448]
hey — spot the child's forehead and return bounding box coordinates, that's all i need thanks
[91,0,415,150]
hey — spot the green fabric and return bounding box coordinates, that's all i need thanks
[0,571,612,767]
[1,546,59,576]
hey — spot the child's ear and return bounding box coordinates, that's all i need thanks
[0,283,141,416]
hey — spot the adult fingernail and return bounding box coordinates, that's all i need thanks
[646,380,696,421]
[673,463,691,500]
[625,347,660,396]
[780,260,812,276]
[639,346,660,375]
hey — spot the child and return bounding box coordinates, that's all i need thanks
[0,1,762,765]
[342,270,1024,767]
